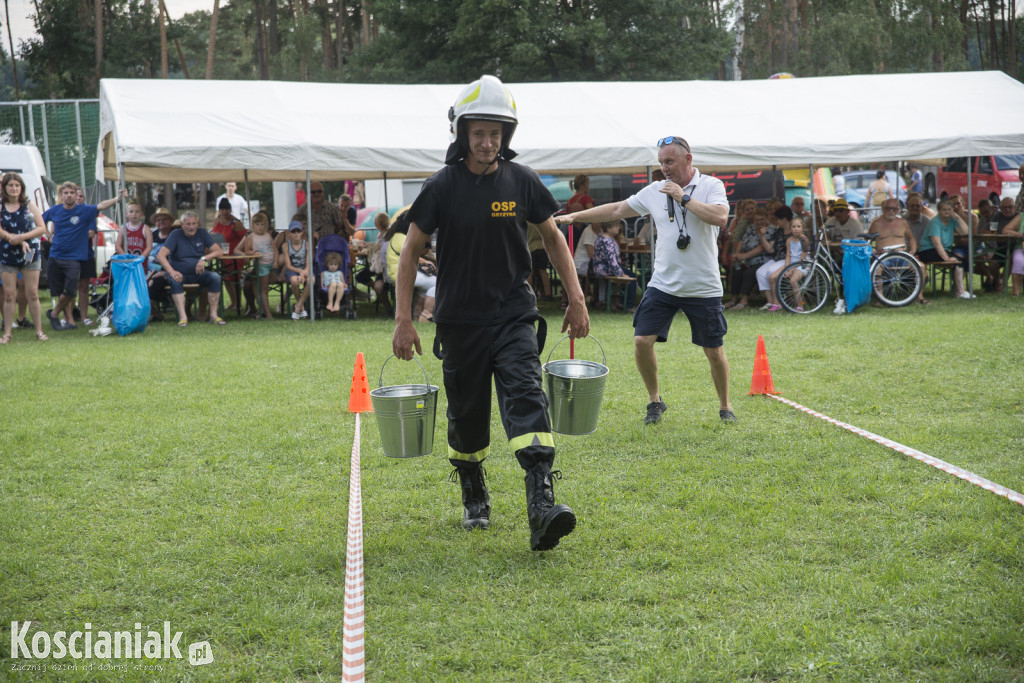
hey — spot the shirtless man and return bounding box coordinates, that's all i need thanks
[869,198,926,304]
[870,199,917,253]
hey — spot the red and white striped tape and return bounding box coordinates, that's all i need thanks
[342,414,366,682]
[767,394,1024,507]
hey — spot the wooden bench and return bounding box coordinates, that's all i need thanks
[590,275,638,312]
[924,261,959,296]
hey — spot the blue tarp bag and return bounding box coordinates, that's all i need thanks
[841,239,872,313]
[111,254,150,336]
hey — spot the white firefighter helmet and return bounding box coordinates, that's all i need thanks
[445,75,518,164]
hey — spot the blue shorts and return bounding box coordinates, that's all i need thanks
[47,258,81,298]
[632,287,727,348]
[168,269,222,295]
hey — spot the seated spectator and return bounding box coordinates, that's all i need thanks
[322,251,347,312]
[385,211,434,322]
[210,197,248,314]
[948,194,978,234]
[526,222,552,301]
[917,199,972,299]
[728,198,757,246]
[823,199,863,241]
[240,210,276,320]
[994,201,1023,296]
[974,198,1005,292]
[790,196,812,225]
[591,221,637,312]
[564,221,597,309]
[298,181,346,240]
[337,194,358,238]
[869,198,927,304]
[0,171,47,342]
[775,218,810,311]
[354,212,388,307]
[755,206,793,311]
[147,207,177,320]
[902,193,935,250]
[155,210,225,326]
[280,220,310,320]
[724,207,770,311]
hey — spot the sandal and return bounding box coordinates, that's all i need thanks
[36,331,48,341]
[917,298,930,305]
[177,319,188,327]
[210,317,226,325]
[0,333,10,344]
[732,303,747,311]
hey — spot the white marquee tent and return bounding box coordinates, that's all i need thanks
[98,70,1024,183]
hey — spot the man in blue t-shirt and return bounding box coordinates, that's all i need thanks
[42,182,123,331]
[156,211,225,326]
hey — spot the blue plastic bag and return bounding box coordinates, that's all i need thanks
[111,255,150,336]
[841,239,872,313]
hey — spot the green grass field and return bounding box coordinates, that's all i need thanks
[2,294,1023,681]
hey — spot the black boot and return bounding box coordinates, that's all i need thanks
[450,463,490,530]
[524,462,576,551]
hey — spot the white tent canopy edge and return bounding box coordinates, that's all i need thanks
[98,70,1024,183]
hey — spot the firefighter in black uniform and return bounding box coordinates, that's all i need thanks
[392,75,590,551]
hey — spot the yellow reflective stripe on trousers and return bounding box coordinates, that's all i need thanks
[508,432,555,453]
[448,445,489,463]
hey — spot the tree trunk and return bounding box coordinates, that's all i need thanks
[317,0,334,69]
[361,0,371,48]
[339,0,352,72]
[269,0,280,56]
[1009,0,1017,77]
[94,0,103,93]
[160,0,168,77]
[731,0,744,80]
[206,0,220,79]
[5,0,21,98]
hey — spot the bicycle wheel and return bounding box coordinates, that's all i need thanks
[777,261,831,313]
[871,252,921,307]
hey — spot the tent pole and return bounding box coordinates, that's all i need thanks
[383,171,389,215]
[117,163,127,226]
[772,165,778,199]
[966,159,973,296]
[306,171,315,323]
[809,164,817,237]
[243,169,251,229]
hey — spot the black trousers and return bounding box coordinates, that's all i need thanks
[435,314,554,471]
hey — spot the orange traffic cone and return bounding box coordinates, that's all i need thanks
[348,352,374,413]
[748,334,779,395]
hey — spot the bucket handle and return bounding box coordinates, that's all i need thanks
[545,335,606,366]
[378,354,431,390]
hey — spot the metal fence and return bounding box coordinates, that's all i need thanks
[0,99,101,189]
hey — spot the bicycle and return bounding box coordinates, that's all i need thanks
[775,227,923,314]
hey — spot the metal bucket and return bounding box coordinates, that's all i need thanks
[543,335,609,435]
[370,355,439,458]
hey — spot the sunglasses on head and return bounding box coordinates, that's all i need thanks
[656,136,690,152]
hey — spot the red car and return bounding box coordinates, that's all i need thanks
[936,155,1024,205]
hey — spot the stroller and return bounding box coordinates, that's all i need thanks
[314,234,356,319]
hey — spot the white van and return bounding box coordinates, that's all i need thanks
[0,144,56,210]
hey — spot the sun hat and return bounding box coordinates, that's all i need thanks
[150,207,176,223]
[288,221,303,232]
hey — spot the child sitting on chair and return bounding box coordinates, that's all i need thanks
[322,251,346,312]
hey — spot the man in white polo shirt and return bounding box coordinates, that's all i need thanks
[557,135,734,426]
